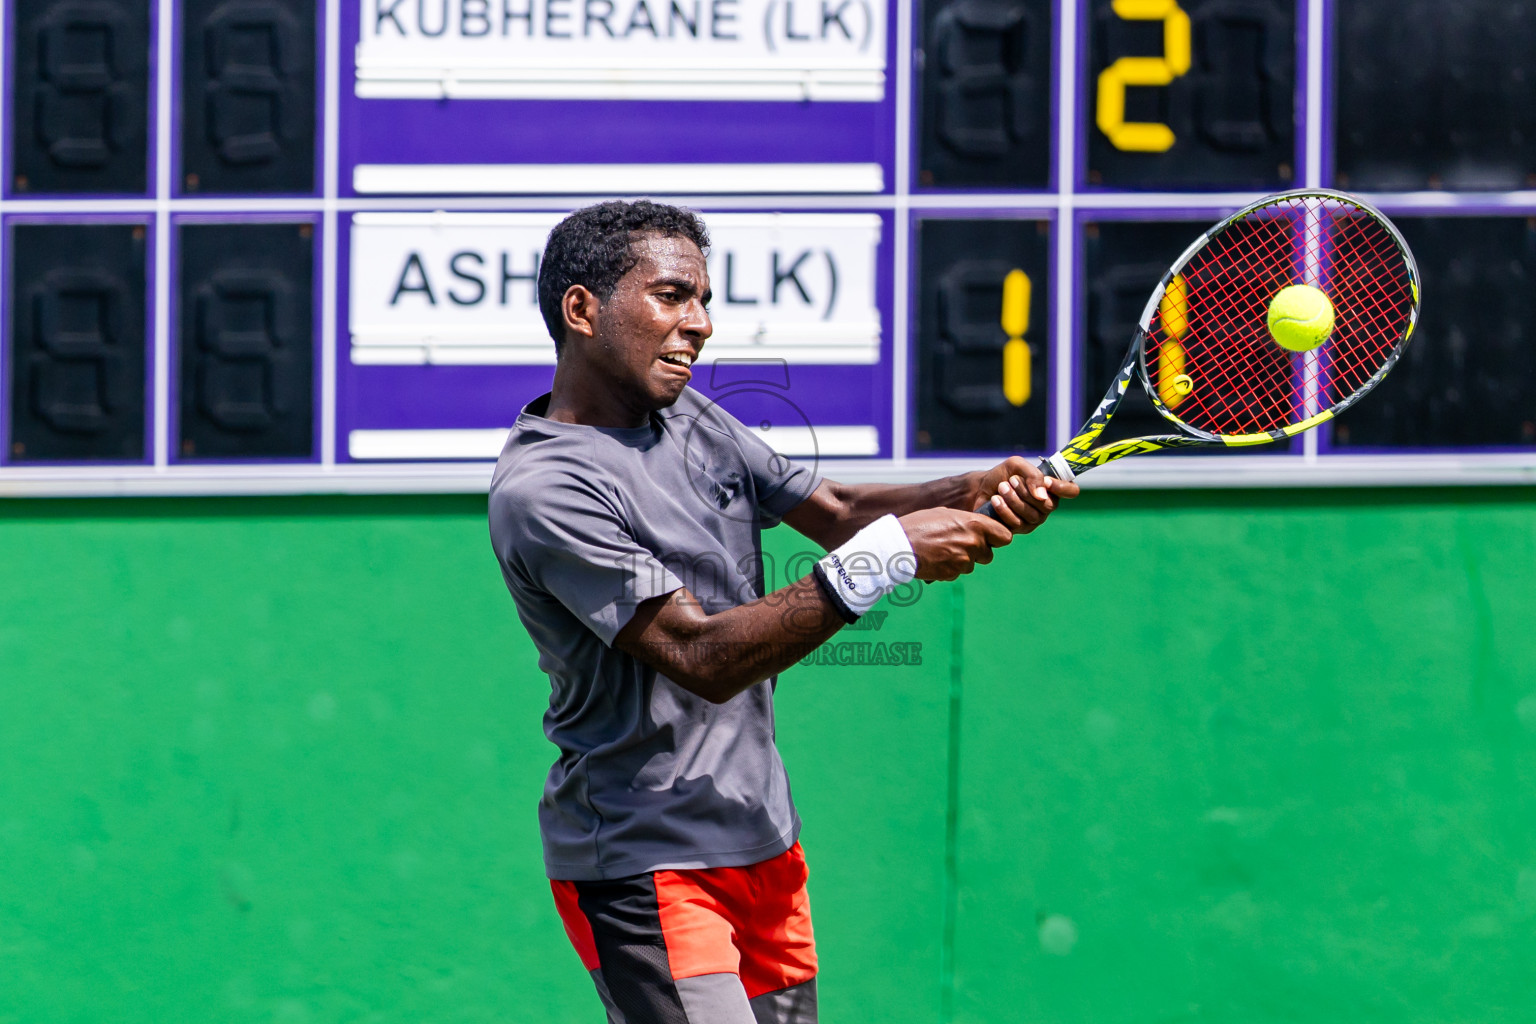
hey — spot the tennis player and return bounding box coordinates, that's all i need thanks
[489,200,1078,1024]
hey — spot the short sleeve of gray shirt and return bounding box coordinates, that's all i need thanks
[489,388,822,880]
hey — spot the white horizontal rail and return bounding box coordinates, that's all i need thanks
[353,162,886,196]
[355,72,883,103]
[349,344,880,366]
[348,424,879,460]
[3,454,1536,497]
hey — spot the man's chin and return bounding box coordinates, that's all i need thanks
[648,379,691,410]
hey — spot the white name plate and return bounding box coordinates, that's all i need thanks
[349,211,883,365]
[356,0,886,100]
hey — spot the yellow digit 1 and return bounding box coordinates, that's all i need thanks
[1156,273,1192,409]
[1096,0,1192,153]
[1001,269,1031,407]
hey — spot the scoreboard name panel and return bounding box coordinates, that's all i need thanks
[2,0,1534,495]
[342,212,886,462]
[358,0,887,100]
[349,213,881,366]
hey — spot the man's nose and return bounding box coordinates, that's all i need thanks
[681,299,712,339]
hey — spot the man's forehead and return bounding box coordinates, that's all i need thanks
[628,233,707,278]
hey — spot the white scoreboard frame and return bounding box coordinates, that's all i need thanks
[1,0,1534,497]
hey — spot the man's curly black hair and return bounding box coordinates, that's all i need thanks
[538,200,711,348]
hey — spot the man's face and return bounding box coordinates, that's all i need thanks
[589,233,713,410]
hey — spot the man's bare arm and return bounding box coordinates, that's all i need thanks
[614,579,846,704]
[613,507,1014,703]
[783,456,1081,551]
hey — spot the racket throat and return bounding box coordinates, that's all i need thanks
[1038,452,1076,483]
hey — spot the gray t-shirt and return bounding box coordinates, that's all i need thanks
[489,388,821,881]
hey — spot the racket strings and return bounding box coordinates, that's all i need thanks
[1180,222,1308,431]
[1321,214,1415,402]
[1173,225,1295,431]
[1174,203,1406,432]
[1144,195,1415,437]
[1168,217,1299,433]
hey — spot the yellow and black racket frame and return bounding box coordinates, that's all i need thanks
[1042,188,1422,483]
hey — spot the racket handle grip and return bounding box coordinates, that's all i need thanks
[972,455,1074,519]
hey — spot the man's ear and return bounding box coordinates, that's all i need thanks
[561,285,599,343]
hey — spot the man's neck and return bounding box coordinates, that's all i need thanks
[545,360,651,429]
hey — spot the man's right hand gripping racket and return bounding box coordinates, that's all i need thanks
[981,189,1421,513]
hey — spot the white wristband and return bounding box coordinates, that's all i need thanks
[813,514,918,622]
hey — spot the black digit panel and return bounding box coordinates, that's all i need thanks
[1081,217,1289,454]
[1335,3,1536,190]
[915,218,1050,453]
[10,0,150,194]
[1331,217,1536,450]
[917,0,1053,189]
[180,0,316,194]
[1086,0,1294,189]
[177,223,315,458]
[8,223,147,461]
[1081,219,1198,440]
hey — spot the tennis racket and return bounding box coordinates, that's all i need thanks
[980,188,1420,514]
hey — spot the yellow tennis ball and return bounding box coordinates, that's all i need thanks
[1267,284,1335,352]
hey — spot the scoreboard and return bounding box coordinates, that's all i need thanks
[3,0,1535,495]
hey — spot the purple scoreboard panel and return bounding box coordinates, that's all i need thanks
[2,0,1535,495]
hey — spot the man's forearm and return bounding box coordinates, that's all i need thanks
[787,456,1067,552]
[618,576,849,703]
[817,475,979,545]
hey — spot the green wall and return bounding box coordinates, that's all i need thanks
[1,490,1532,1023]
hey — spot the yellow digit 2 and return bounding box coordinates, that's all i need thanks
[1001,269,1031,407]
[1096,0,1192,153]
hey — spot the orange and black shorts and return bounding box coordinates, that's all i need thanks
[551,842,817,1023]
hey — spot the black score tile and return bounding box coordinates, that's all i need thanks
[176,222,315,459]
[180,0,317,194]
[917,0,1053,189]
[10,0,150,194]
[1332,216,1536,449]
[1335,1,1536,191]
[8,223,148,462]
[915,218,1050,453]
[1085,0,1295,190]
